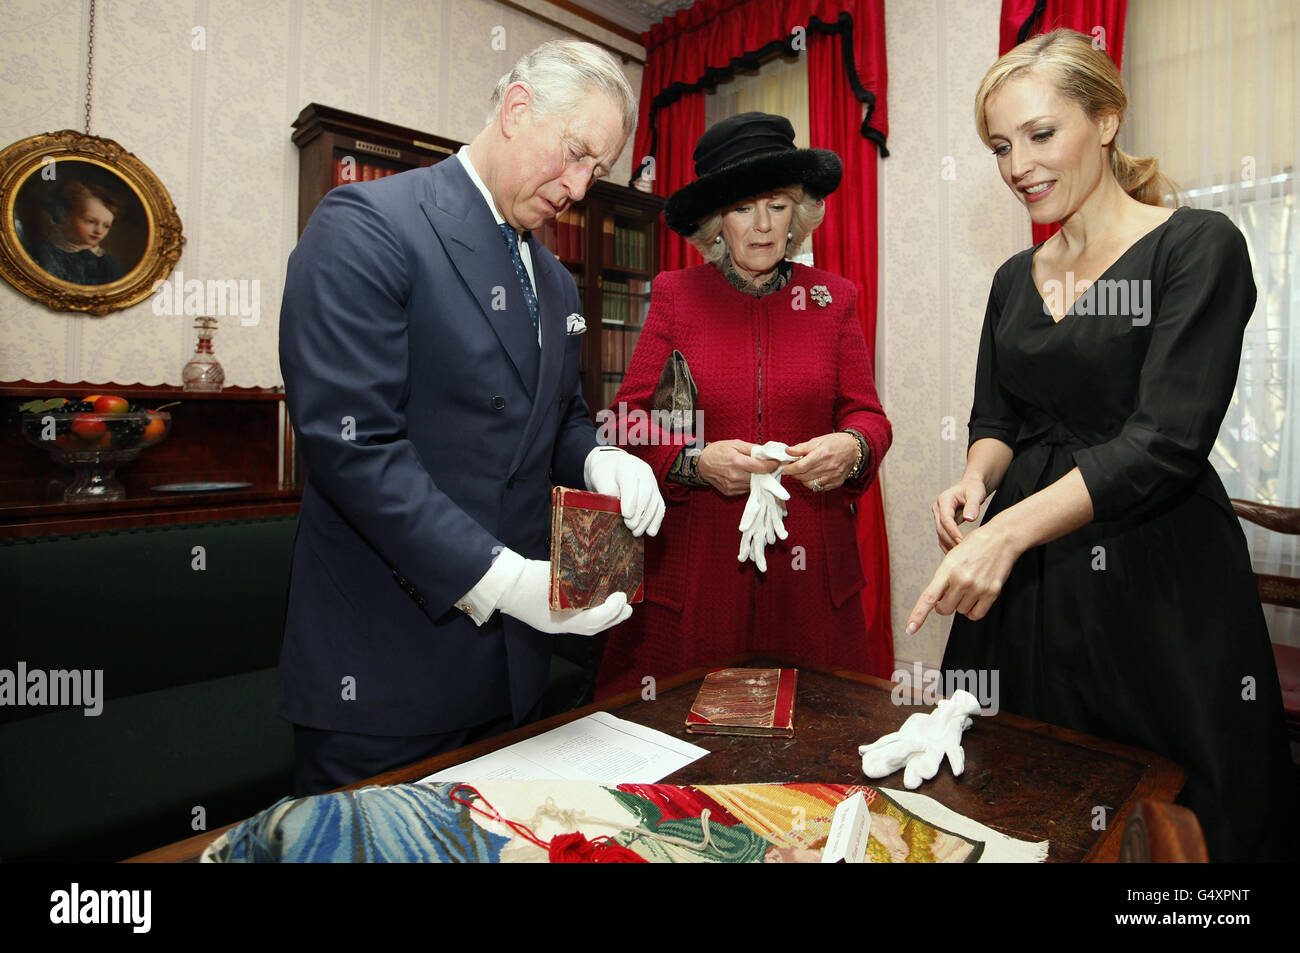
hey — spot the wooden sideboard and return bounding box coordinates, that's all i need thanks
[0,380,300,538]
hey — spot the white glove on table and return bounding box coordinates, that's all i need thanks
[496,558,631,636]
[857,690,983,790]
[738,441,798,573]
[584,447,665,537]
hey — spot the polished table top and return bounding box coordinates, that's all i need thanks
[128,655,1185,863]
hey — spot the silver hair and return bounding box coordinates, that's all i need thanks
[487,40,637,137]
[686,186,826,266]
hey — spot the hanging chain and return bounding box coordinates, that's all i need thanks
[83,0,96,134]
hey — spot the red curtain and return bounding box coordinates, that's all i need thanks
[650,95,706,273]
[632,0,894,677]
[998,0,1128,244]
[807,12,892,680]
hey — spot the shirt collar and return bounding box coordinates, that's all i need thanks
[456,146,513,233]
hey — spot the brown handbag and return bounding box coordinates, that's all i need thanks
[650,349,698,432]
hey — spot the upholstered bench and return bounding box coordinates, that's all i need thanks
[1,514,600,860]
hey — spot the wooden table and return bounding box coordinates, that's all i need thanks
[127,655,1185,863]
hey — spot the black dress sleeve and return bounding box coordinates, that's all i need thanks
[967,262,1024,450]
[1072,211,1257,522]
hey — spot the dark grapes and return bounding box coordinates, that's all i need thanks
[105,417,145,440]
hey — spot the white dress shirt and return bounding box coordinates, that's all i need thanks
[456,146,541,348]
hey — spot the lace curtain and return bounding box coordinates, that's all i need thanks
[1124,0,1299,644]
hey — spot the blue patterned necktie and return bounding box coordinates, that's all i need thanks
[499,224,539,334]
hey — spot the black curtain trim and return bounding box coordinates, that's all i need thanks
[1015,0,1050,45]
[632,10,888,187]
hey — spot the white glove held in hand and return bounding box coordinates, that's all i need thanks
[857,690,982,789]
[496,558,631,636]
[584,447,666,537]
[738,441,798,573]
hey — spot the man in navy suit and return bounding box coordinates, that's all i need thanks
[277,40,664,795]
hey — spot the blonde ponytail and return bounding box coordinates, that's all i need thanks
[1110,145,1179,207]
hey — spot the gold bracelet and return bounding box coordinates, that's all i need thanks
[842,430,866,480]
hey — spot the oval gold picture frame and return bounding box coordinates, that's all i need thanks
[0,130,184,315]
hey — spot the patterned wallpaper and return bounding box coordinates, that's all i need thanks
[878,0,1029,669]
[0,0,642,388]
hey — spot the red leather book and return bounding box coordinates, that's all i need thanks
[685,668,798,737]
[549,487,644,610]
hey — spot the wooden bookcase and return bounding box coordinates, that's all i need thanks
[291,103,463,234]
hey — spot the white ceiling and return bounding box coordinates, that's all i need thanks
[562,0,699,36]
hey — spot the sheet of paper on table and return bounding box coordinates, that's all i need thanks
[418,711,710,784]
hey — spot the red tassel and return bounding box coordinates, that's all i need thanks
[548,831,647,863]
[450,785,649,863]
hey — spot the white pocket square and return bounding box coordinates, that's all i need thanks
[565,313,587,335]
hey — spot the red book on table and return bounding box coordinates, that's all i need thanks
[685,668,798,737]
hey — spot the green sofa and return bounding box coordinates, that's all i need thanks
[0,514,597,861]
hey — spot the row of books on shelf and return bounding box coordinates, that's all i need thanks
[611,221,649,270]
[529,209,577,261]
[601,324,642,379]
[332,158,401,187]
[601,279,650,325]
[534,213,651,271]
[538,209,597,263]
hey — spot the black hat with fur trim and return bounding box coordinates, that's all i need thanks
[664,112,842,237]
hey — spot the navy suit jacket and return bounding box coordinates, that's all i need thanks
[276,157,598,736]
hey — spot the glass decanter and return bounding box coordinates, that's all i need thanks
[182,316,225,392]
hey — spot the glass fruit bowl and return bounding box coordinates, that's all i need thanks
[20,409,172,502]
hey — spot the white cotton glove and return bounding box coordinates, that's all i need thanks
[584,447,666,537]
[738,441,798,573]
[496,558,631,636]
[857,690,982,790]
[738,488,787,572]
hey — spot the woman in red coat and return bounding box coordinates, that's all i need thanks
[594,113,892,699]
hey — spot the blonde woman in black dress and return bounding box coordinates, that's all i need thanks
[908,29,1295,861]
